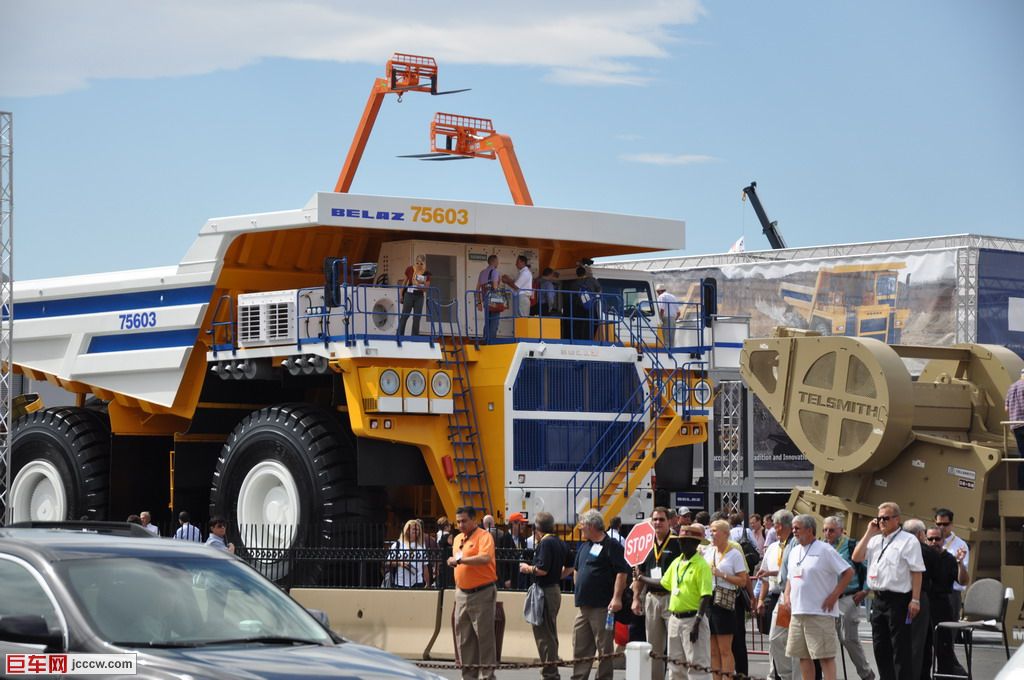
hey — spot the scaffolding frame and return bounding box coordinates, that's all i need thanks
[709,378,754,513]
[1,112,12,525]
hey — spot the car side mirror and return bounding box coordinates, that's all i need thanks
[635,300,655,317]
[0,615,63,650]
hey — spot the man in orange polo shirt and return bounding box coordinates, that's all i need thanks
[447,506,498,680]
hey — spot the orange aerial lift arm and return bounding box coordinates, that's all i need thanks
[400,113,533,206]
[333,54,468,193]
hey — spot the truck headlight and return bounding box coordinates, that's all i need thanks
[379,369,401,396]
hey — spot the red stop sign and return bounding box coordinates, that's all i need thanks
[623,521,656,567]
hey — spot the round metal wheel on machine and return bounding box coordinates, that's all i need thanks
[8,407,111,522]
[741,335,915,474]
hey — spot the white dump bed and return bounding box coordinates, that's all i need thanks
[12,193,686,408]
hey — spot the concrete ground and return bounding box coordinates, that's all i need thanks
[421,629,1014,679]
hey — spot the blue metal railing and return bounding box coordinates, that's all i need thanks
[207,294,236,356]
[565,297,711,521]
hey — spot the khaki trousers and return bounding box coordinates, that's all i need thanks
[666,614,711,680]
[532,584,562,680]
[768,601,794,680]
[571,606,615,680]
[645,591,671,680]
[837,594,875,679]
[455,585,497,680]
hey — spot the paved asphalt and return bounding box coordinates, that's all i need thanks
[420,630,1015,679]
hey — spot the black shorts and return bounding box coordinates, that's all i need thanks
[709,604,735,635]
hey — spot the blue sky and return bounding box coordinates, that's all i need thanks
[1,1,1022,280]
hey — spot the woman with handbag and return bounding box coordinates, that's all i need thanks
[398,260,430,337]
[703,519,749,680]
[387,519,430,588]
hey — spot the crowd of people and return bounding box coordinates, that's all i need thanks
[424,502,972,680]
[122,509,236,553]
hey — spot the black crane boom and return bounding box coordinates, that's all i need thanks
[742,182,787,250]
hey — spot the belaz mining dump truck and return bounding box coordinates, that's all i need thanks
[740,328,1024,636]
[779,263,910,343]
[5,56,729,564]
[8,194,717,556]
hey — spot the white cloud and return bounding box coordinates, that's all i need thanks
[620,152,720,165]
[0,0,705,97]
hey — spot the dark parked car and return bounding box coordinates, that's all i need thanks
[0,523,444,679]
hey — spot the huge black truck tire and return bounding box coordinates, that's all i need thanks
[208,403,377,582]
[8,407,111,522]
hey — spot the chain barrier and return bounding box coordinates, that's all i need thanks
[414,650,623,671]
[414,649,771,679]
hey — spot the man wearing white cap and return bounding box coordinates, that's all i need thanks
[655,284,681,350]
[1008,367,1024,488]
[673,507,693,535]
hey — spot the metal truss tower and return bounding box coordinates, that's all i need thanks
[1,112,12,525]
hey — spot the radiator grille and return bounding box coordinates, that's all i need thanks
[238,305,261,343]
[266,302,292,340]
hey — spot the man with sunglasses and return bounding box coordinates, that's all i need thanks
[851,502,924,680]
[925,524,969,677]
[632,507,682,680]
[934,509,969,622]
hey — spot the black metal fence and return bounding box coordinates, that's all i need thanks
[231,523,583,592]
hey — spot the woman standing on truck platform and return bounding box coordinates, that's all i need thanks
[398,259,430,337]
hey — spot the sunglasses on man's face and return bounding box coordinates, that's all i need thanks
[927,536,943,542]
[935,521,951,526]
[876,515,894,522]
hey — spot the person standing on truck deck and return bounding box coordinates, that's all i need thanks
[822,516,874,680]
[518,511,569,680]
[476,255,502,343]
[205,516,236,553]
[139,510,159,536]
[655,284,681,350]
[782,514,853,680]
[448,506,498,680]
[535,268,559,317]
[501,255,534,318]
[568,509,629,680]
[850,502,924,680]
[632,507,682,680]
[173,511,202,542]
[1006,368,1024,487]
[398,260,431,337]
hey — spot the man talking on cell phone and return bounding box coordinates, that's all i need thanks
[850,502,924,680]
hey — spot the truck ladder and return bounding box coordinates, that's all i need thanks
[437,315,494,517]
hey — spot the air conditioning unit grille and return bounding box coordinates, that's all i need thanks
[238,305,261,343]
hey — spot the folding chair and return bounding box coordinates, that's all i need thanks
[933,578,1012,679]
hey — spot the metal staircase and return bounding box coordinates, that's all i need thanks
[436,305,494,516]
[567,306,701,524]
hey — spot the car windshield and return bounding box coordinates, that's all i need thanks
[57,555,332,648]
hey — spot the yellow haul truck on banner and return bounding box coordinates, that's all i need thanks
[779,262,910,343]
[6,55,717,566]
